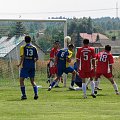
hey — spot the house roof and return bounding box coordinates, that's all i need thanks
[0,36,45,58]
[80,33,109,43]
[0,36,24,57]
[98,39,120,46]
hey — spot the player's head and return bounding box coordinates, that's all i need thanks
[68,44,74,51]
[25,36,31,43]
[83,39,89,45]
[105,45,111,52]
[53,40,60,48]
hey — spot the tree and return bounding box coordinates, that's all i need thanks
[87,17,93,34]
[14,22,26,37]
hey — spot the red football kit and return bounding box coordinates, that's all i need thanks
[49,48,59,75]
[76,46,95,78]
[96,50,114,78]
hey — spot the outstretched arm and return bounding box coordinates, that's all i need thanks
[17,55,24,67]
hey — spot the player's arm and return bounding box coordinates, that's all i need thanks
[76,49,80,71]
[92,48,96,69]
[34,48,38,62]
[54,51,59,66]
[50,49,55,62]
[92,58,96,69]
[66,50,72,63]
[109,54,114,75]
[109,64,113,74]
[76,59,80,71]
[54,56,58,66]
[17,55,24,67]
[17,46,24,67]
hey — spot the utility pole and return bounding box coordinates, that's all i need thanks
[116,2,118,18]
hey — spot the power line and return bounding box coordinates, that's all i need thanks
[0,8,119,15]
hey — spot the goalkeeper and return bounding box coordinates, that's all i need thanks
[69,62,82,90]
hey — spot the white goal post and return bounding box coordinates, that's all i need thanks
[0,18,68,48]
[0,18,68,86]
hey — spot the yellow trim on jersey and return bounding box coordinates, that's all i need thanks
[66,50,73,68]
[20,45,25,57]
[68,50,72,59]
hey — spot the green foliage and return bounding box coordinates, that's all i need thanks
[36,23,64,51]
[105,30,120,40]
[37,36,51,51]
[0,17,120,51]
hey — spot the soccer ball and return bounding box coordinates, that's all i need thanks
[64,36,71,43]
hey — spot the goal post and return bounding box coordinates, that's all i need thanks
[0,18,68,50]
[0,18,68,87]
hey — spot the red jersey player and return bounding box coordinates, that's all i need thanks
[95,45,119,95]
[50,41,59,75]
[76,39,96,98]
[49,40,61,86]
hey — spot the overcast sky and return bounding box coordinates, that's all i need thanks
[0,0,119,19]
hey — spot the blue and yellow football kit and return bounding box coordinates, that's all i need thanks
[20,43,38,78]
[56,49,74,77]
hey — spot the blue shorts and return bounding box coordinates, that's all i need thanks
[20,67,35,78]
[57,66,74,77]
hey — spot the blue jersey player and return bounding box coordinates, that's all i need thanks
[48,44,76,91]
[17,36,39,100]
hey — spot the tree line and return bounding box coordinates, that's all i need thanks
[0,17,120,51]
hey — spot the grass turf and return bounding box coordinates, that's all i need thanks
[0,78,120,120]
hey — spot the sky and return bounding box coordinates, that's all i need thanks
[0,0,119,19]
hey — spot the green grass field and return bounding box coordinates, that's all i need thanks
[0,77,120,120]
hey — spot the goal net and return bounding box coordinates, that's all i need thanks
[0,18,67,87]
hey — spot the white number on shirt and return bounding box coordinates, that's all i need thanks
[61,52,65,57]
[83,52,88,60]
[26,49,33,56]
[100,54,107,62]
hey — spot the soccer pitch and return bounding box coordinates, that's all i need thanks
[0,77,120,120]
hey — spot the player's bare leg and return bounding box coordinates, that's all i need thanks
[108,77,119,95]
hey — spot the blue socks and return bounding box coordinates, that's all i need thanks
[51,81,57,88]
[21,86,26,96]
[33,86,38,95]
[21,86,38,97]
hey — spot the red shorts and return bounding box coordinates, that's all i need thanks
[79,69,95,78]
[95,72,112,78]
[50,66,57,75]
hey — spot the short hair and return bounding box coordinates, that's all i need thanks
[68,43,74,48]
[54,40,59,44]
[83,39,89,45]
[25,36,31,43]
[105,45,111,51]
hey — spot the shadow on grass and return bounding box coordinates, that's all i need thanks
[96,94,108,96]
